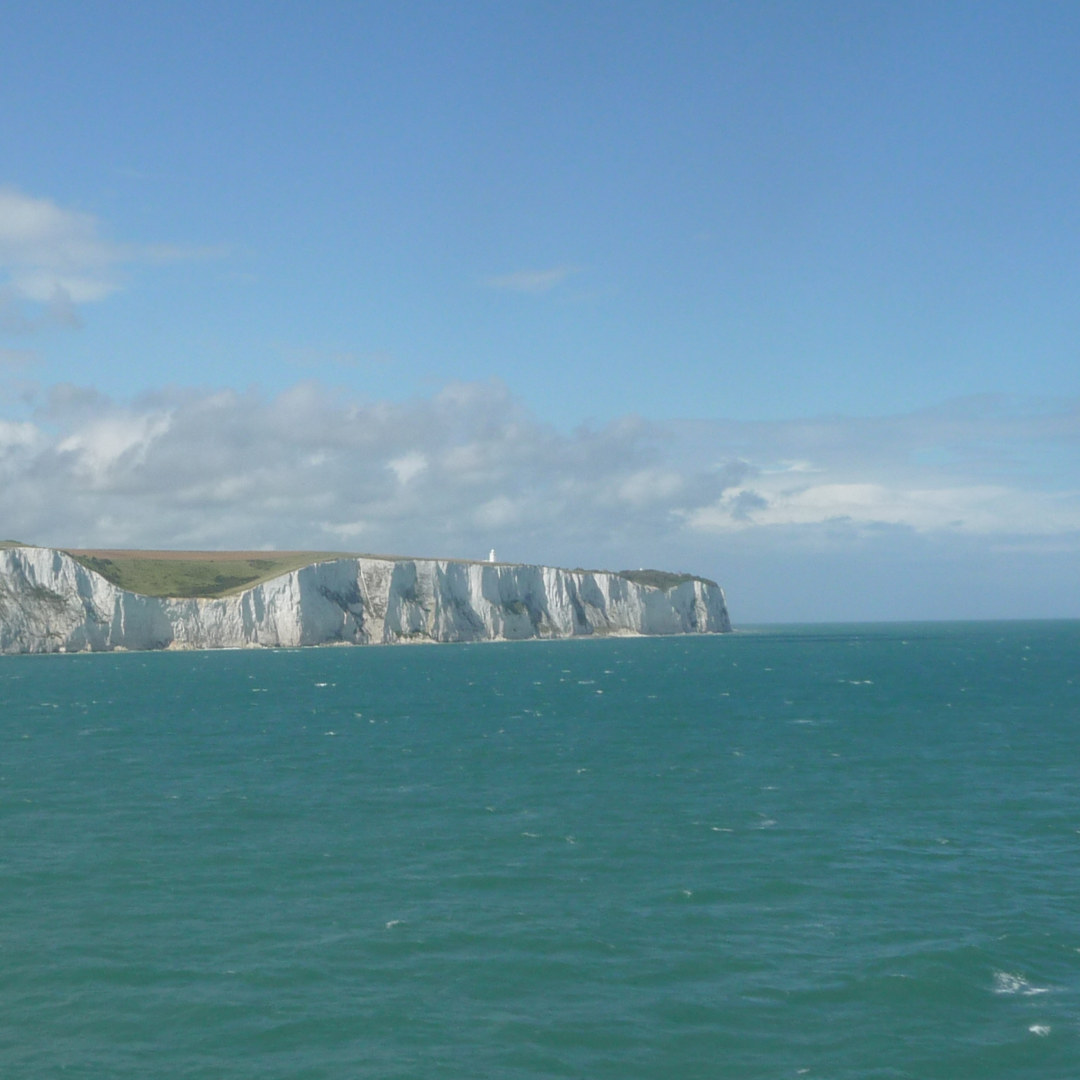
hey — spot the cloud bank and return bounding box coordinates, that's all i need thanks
[2,376,1077,567]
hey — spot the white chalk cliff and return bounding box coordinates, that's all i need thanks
[0,547,730,654]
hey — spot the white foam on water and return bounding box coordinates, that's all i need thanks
[994,971,1050,996]
[384,919,404,930]
[1029,1025,1051,1036]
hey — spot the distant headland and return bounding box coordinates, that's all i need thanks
[0,543,730,654]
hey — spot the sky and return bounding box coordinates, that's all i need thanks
[1,1,1079,622]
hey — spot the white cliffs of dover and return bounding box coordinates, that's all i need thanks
[0,547,731,654]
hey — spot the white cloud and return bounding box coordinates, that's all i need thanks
[56,410,173,488]
[761,459,819,475]
[474,495,523,529]
[388,451,428,484]
[322,520,367,540]
[0,187,225,329]
[686,481,1080,535]
[617,468,684,506]
[486,266,581,293]
[0,188,122,308]
[1,383,1079,591]
[0,418,40,452]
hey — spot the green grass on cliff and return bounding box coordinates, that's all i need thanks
[56,547,714,600]
[65,550,356,599]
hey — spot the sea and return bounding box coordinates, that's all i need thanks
[1,621,1078,1079]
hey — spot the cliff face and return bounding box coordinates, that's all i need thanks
[0,547,731,654]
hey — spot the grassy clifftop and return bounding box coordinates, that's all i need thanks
[29,547,716,600]
[64,549,358,599]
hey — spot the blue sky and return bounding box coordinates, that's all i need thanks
[2,1,1079,621]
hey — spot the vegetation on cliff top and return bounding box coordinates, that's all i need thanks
[20,546,716,600]
[65,550,353,598]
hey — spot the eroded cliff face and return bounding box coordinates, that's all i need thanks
[0,547,731,654]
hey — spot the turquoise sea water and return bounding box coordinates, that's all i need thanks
[1,622,1078,1079]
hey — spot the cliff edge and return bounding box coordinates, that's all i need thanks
[0,546,730,654]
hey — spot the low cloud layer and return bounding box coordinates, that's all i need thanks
[2,379,1078,572]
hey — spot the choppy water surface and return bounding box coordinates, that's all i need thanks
[2,622,1079,1078]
